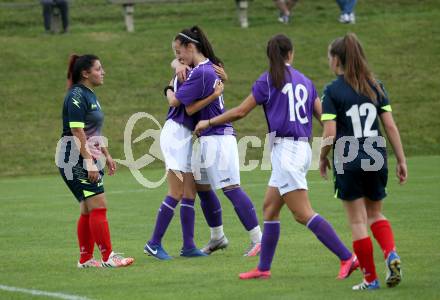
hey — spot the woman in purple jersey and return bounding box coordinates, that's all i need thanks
[195,34,358,280]
[143,45,224,259]
[166,25,263,256]
[320,33,407,290]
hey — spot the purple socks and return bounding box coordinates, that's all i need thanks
[180,198,196,250]
[307,214,352,261]
[149,196,178,246]
[258,221,280,271]
[223,187,259,231]
[198,190,223,228]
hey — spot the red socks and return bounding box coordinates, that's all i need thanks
[353,237,377,283]
[77,214,94,264]
[89,208,113,261]
[370,219,396,259]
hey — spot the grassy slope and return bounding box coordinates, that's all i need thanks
[0,0,439,177]
[0,156,439,299]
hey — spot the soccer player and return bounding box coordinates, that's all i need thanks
[57,54,134,268]
[194,34,358,280]
[319,33,407,290]
[166,25,263,257]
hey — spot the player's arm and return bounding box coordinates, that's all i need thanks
[319,120,336,180]
[313,97,323,127]
[70,128,100,183]
[380,112,407,184]
[166,77,181,107]
[185,80,224,116]
[194,93,257,135]
[100,146,116,176]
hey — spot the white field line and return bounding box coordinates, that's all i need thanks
[0,284,91,300]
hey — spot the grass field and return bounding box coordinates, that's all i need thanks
[0,0,439,176]
[0,156,439,299]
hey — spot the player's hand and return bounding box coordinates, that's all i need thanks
[176,64,190,82]
[106,155,117,176]
[319,157,331,180]
[213,80,224,97]
[194,120,210,136]
[85,161,100,183]
[213,64,228,82]
[396,161,407,184]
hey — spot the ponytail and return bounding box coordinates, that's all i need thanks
[266,34,293,89]
[66,54,99,90]
[330,33,384,103]
[175,25,223,66]
[66,54,79,90]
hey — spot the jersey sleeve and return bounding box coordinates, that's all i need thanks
[376,82,392,114]
[251,73,271,105]
[66,91,87,128]
[175,68,204,106]
[321,85,337,121]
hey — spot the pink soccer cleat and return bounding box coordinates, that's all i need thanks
[239,268,271,280]
[101,251,134,268]
[243,242,261,257]
[337,254,359,280]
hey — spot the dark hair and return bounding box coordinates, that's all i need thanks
[329,33,384,103]
[66,54,99,89]
[266,34,293,89]
[174,25,223,66]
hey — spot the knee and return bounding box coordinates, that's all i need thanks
[293,213,310,225]
[168,191,183,200]
[263,204,280,221]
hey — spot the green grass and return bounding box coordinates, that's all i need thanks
[0,156,439,299]
[0,0,439,176]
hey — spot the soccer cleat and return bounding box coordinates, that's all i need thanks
[144,242,172,260]
[385,251,402,288]
[180,247,208,258]
[201,235,229,255]
[337,254,359,280]
[352,279,380,290]
[239,268,271,280]
[101,251,134,268]
[77,258,101,268]
[243,242,261,257]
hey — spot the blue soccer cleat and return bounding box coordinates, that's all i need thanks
[352,279,380,290]
[386,251,402,288]
[144,242,172,260]
[180,247,208,258]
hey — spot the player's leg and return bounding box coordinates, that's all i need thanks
[239,187,283,279]
[223,184,262,256]
[366,198,401,288]
[197,183,228,254]
[86,193,134,268]
[76,201,100,268]
[282,189,357,279]
[144,170,182,260]
[179,172,207,257]
[343,198,379,290]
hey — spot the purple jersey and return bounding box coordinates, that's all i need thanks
[166,75,196,130]
[252,65,317,138]
[175,59,234,136]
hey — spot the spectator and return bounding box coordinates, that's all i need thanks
[336,0,357,24]
[274,0,298,24]
[41,0,69,33]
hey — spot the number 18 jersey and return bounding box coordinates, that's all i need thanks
[252,65,317,138]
